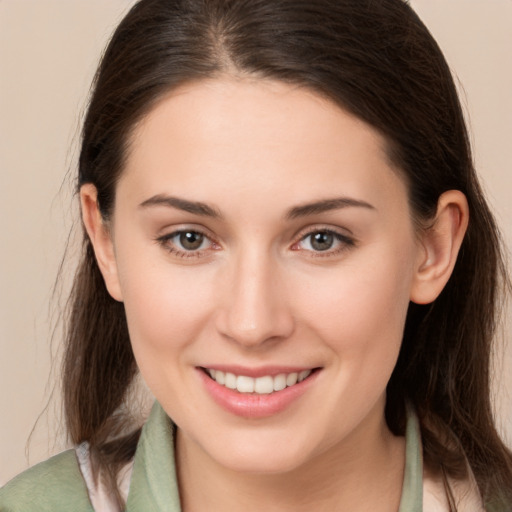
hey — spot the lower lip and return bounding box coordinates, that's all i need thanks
[198,368,320,419]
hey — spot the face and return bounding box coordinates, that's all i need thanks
[98,78,426,474]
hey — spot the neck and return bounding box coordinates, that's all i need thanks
[176,403,406,512]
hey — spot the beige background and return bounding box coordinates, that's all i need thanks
[1,0,511,486]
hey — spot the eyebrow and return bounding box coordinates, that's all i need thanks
[139,194,375,220]
[285,197,376,219]
[139,195,222,218]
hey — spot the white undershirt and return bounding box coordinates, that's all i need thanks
[76,443,132,512]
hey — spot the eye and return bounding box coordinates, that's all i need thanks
[293,229,355,255]
[156,228,218,258]
[174,231,208,251]
[305,231,336,251]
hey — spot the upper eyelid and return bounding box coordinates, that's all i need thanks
[157,225,216,241]
[294,224,355,241]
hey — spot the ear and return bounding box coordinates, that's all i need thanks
[80,184,123,302]
[410,190,469,305]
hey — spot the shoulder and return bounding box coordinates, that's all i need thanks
[0,449,94,512]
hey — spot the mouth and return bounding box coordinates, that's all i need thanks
[201,367,317,395]
[198,366,321,418]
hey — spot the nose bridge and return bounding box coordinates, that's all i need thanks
[217,244,293,347]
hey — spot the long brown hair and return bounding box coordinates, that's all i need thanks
[64,0,512,508]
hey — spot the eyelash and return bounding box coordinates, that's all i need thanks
[156,229,219,259]
[292,228,356,257]
[155,227,355,259]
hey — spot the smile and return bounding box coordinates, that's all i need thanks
[205,368,313,395]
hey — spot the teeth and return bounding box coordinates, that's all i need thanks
[254,376,273,394]
[286,373,298,386]
[298,370,310,382]
[215,370,225,385]
[236,375,255,393]
[208,369,312,394]
[225,372,237,390]
[273,374,287,391]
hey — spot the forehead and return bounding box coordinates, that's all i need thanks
[119,78,406,213]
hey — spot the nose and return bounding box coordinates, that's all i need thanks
[215,249,295,349]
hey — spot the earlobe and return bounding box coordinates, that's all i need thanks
[80,184,123,302]
[410,190,469,305]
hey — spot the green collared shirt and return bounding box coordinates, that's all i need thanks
[0,402,423,511]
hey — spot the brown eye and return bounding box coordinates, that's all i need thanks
[158,229,213,256]
[310,232,334,251]
[294,229,355,256]
[179,231,205,250]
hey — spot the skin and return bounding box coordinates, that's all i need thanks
[82,77,468,511]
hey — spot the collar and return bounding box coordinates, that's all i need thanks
[126,402,423,511]
[398,404,423,511]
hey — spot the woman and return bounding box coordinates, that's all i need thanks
[1,0,511,510]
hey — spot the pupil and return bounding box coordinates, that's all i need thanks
[311,232,333,251]
[180,231,204,250]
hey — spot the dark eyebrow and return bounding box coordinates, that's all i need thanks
[139,195,222,219]
[286,197,376,219]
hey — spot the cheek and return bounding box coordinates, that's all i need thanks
[115,249,215,377]
[295,245,415,366]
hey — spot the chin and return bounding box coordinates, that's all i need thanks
[199,427,323,475]
[216,449,310,475]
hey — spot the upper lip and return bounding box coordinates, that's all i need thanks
[199,365,319,378]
